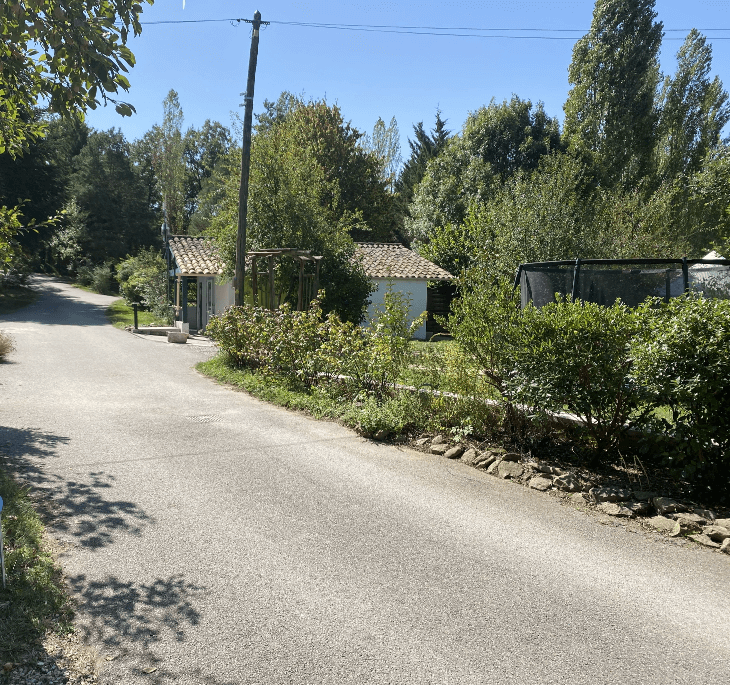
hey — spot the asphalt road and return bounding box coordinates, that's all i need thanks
[1,277,729,685]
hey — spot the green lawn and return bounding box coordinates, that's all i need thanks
[105,299,169,329]
[0,467,74,661]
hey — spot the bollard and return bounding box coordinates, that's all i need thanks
[132,302,139,330]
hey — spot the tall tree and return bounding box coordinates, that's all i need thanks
[563,0,663,188]
[364,117,402,192]
[69,129,156,263]
[155,90,187,233]
[396,110,450,208]
[183,120,232,220]
[656,29,730,183]
[405,97,561,243]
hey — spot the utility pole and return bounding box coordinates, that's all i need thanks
[235,10,268,306]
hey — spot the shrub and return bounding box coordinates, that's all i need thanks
[91,263,115,295]
[630,295,730,502]
[76,262,115,295]
[447,272,522,396]
[0,330,15,360]
[116,248,170,322]
[504,297,642,455]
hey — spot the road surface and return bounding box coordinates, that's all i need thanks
[1,277,728,684]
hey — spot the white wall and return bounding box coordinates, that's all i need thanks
[365,278,429,340]
[214,279,235,314]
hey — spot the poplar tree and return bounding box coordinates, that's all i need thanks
[656,29,730,183]
[563,0,663,188]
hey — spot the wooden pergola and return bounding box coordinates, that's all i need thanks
[248,248,323,311]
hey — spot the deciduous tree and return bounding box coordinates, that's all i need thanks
[563,0,663,188]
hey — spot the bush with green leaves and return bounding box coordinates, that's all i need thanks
[630,295,730,501]
[116,248,170,321]
[447,271,522,396]
[339,283,426,396]
[504,297,641,454]
[76,262,116,295]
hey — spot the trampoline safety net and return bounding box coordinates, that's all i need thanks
[516,259,730,309]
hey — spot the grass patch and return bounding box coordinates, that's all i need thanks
[105,299,168,329]
[197,354,501,440]
[0,467,74,662]
[0,285,38,315]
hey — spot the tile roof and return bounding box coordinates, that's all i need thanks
[355,243,453,281]
[168,236,225,276]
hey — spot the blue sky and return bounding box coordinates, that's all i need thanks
[85,0,730,156]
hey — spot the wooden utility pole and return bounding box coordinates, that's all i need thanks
[235,10,267,305]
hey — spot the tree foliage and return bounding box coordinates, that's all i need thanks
[68,128,156,262]
[563,0,663,188]
[205,98,378,322]
[0,0,153,157]
[656,29,730,184]
[406,97,561,244]
[363,116,402,191]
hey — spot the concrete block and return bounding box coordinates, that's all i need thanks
[167,331,188,344]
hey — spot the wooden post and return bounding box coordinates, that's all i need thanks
[268,255,275,310]
[235,11,266,306]
[297,258,305,311]
[251,256,258,306]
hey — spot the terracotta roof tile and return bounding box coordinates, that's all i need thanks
[355,243,453,281]
[168,236,225,276]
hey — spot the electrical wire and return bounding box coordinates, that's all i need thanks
[119,17,730,39]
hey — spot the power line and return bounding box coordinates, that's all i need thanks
[123,17,730,39]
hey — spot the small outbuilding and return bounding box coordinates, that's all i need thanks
[167,235,233,331]
[165,236,454,338]
[355,243,453,340]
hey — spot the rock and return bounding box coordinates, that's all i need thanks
[669,512,707,525]
[460,447,479,465]
[445,445,465,459]
[693,508,716,521]
[554,474,581,492]
[167,331,188,343]
[688,534,721,549]
[721,539,730,555]
[646,516,677,534]
[498,461,524,479]
[652,497,688,516]
[414,437,430,447]
[570,492,587,505]
[501,452,521,462]
[430,444,449,455]
[670,518,702,537]
[702,525,730,542]
[535,463,569,476]
[589,486,632,503]
[486,460,500,476]
[625,501,652,516]
[431,435,447,445]
[714,518,730,530]
[528,476,553,491]
[598,502,634,517]
[474,454,498,469]
[632,491,658,501]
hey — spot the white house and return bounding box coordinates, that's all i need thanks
[355,243,453,340]
[167,235,234,331]
[166,237,453,338]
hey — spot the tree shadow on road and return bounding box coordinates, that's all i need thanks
[0,275,118,327]
[0,425,152,549]
[68,573,241,684]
